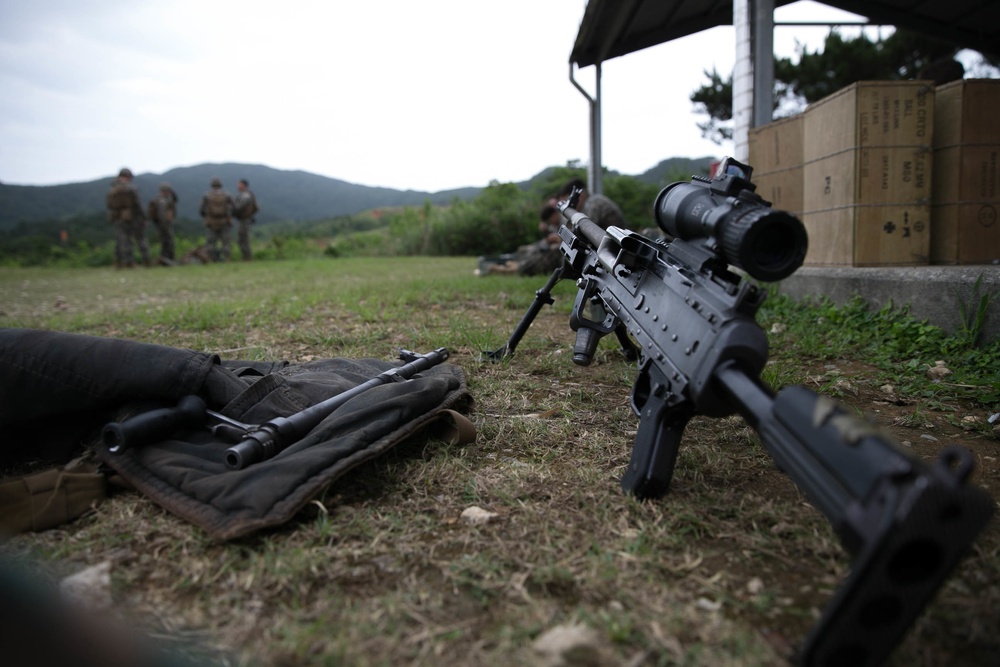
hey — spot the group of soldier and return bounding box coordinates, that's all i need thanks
[105,168,259,268]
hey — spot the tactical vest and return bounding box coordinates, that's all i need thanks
[160,194,177,221]
[235,193,258,219]
[107,182,133,211]
[205,191,229,217]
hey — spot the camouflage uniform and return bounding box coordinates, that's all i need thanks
[232,181,258,261]
[478,207,563,277]
[515,208,563,276]
[147,183,178,263]
[583,193,627,230]
[106,168,150,267]
[199,178,234,261]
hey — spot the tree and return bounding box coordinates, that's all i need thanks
[691,28,998,143]
[691,67,734,143]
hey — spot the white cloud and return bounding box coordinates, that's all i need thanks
[0,0,890,190]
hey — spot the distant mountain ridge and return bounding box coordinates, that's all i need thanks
[0,163,481,229]
[0,158,715,230]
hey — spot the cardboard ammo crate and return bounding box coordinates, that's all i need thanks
[802,81,935,266]
[748,114,804,215]
[931,79,1000,264]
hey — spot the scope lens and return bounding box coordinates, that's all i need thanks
[653,179,808,282]
[724,209,808,282]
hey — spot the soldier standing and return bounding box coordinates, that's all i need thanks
[233,178,259,261]
[106,167,150,268]
[147,182,179,264]
[199,177,234,261]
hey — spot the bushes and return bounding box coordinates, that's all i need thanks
[424,182,538,256]
[325,229,396,257]
[328,182,542,258]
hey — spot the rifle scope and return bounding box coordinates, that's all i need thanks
[654,158,808,282]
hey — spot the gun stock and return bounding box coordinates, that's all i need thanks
[715,362,993,666]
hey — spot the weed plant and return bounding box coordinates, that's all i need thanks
[759,292,1000,408]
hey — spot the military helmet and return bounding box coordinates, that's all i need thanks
[210,177,222,188]
[119,167,133,178]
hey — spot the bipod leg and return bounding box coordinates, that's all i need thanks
[485,262,567,361]
[614,323,639,361]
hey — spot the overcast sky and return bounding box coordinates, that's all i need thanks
[1,1,880,191]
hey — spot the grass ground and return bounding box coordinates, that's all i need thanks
[1,257,997,666]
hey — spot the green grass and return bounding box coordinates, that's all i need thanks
[0,258,575,358]
[1,257,997,667]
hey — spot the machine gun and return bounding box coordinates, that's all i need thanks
[487,158,994,666]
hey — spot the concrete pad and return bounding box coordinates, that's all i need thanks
[776,265,1000,344]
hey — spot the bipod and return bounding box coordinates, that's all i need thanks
[484,259,640,363]
[485,262,568,361]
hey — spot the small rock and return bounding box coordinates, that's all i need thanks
[770,522,796,536]
[961,415,980,431]
[747,577,765,595]
[926,361,952,380]
[696,597,722,612]
[460,506,498,525]
[60,561,113,611]
[532,623,601,667]
[833,378,857,396]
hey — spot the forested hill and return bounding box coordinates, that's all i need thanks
[0,157,716,229]
[0,163,481,229]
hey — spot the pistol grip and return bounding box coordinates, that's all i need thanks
[103,395,207,453]
[621,399,693,500]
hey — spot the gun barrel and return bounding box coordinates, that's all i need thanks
[560,205,605,249]
[224,348,450,470]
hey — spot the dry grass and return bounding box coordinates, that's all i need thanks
[1,258,997,666]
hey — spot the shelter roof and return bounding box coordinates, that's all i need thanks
[570,0,1000,67]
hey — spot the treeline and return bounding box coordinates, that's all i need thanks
[1,163,708,267]
[323,165,683,258]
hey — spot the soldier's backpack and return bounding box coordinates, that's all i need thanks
[106,182,133,212]
[205,191,230,217]
[0,328,475,540]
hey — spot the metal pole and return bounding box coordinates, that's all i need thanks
[569,61,603,195]
[753,0,775,128]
